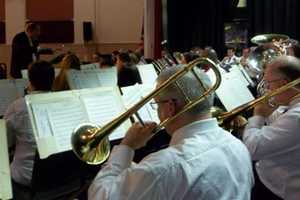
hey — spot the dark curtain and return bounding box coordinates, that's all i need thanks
[248,0,300,42]
[166,0,237,58]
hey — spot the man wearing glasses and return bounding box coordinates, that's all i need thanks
[89,65,253,200]
[243,56,300,200]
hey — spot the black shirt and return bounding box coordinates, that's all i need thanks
[117,65,142,87]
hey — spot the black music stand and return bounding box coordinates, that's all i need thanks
[30,150,88,200]
[0,63,7,79]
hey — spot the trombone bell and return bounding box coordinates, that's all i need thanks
[71,123,111,165]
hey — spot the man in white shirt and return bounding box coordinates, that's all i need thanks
[4,60,54,199]
[220,48,239,72]
[89,65,254,200]
[243,56,300,200]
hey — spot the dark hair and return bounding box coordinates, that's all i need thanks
[61,53,81,70]
[112,50,120,56]
[182,52,199,63]
[100,54,114,66]
[25,22,40,32]
[28,61,54,91]
[117,52,131,64]
[291,44,300,58]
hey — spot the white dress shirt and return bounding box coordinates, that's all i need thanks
[89,118,254,200]
[243,97,300,200]
[4,97,36,186]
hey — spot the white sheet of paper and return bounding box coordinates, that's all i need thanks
[67,70,102,89]
[67,68,117,89]
[96,67,117,86]
[137,64,158,86]
[47,100,88,152]
[229,65,250,87]
[216,73,254,111]
[0,79,27,116]
[81,88,130,140]
[14,79,28,95]
[26,87,127,158]
[80,63,100,70]
[0,120,13,200]
[121,84,160,124]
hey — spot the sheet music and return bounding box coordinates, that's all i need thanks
[80,63,100,70]
[216,73,254,111]
[67,69,102,89]
[121,84,160,123]
[30,103,53,138]
[14,79,27,97]
[0,79,27,116]
[67,68,117,89]
[229,65,250,87]
[96,67,117,86]
[137,64,158,86]
[47,100,87,152]
[121,84,146,108]
[82,89,130,140]
[0,120,13,200]
[26,87,127,158]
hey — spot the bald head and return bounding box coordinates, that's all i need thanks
[156,65,214,116]
[267,56,300,89]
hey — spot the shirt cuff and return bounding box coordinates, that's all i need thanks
[247,116,265,128]
[107,144,135,169]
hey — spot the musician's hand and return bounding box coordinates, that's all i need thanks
[121,122,157,150]
[254,100,277,117]
[230,115,248,129]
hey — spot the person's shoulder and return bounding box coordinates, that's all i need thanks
[140,147,181,175]
[8,97,26,112]
[285,102,300,119]
[13,32,27,42]
[4,97,27,118]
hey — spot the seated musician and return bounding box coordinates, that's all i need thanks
[242,56,300,200]
[116,52,142,87]
[4,61,54,199]
[88,65,254,200]
[52,53,80,91]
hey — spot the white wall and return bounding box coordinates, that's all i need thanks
[3,0,143,45]
[74,0,96,44]
[96,0,144,43]
[5,0,26,44]
[1,0,144,72]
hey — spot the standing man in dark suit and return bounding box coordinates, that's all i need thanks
[10,22,41,78]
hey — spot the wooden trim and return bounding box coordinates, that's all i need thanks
[0,22,5,44]
[26,0,73,21]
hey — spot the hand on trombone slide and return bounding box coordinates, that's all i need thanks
[253,100,278,117]
[121,122,157,150]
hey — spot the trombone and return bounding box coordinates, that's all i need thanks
[71,58,222,165]
[217,77,300,127]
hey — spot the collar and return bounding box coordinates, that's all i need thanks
[289,95,300,107]
[170,118,219,146]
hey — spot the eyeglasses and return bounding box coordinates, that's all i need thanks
[264,78,283,84]
[257,78,286,96]
[149,99,176,110]
[264,78,285,89]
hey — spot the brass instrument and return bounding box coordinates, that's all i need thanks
[248,34,290,80]
[251,34,289,45]
[71,58,221,165]
[217,77,300,128]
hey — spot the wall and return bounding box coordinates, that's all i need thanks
[0,0,143,74]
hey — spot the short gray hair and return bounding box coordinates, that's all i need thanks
[156,65,214,115]
[269,56,300,89]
